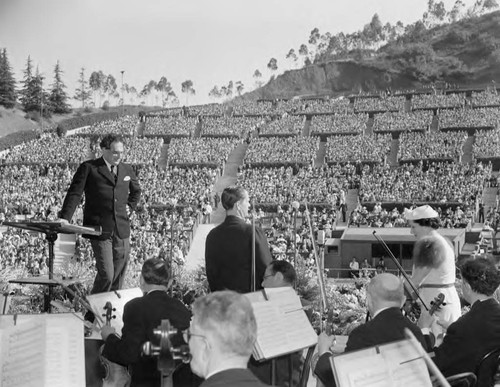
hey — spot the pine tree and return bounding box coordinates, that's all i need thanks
[19,55,35,111]
[74,67,91,108]
[49,61,71,114]
[0,48,17,108]
[26,67,50,116]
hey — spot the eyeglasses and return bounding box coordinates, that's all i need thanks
[183,328,206,343]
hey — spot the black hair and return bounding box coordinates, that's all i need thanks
[413,217,440,229]
[269,260,296,285]
[221,186,246,210]
[460,258,500,296]
[100,134,125,149]
[141,258,169,286]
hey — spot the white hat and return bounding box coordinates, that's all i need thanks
[405,205,438,220]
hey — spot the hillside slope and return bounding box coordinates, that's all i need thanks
[245,11,500,100]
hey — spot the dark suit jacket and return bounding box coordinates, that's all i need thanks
[201,368,269,387]
[205,215,272,293]
[315,307,427,386]
[433,298,500,377]
[102,290,192,387]
[59,157,141,239]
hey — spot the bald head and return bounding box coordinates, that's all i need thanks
[367,273,405,313]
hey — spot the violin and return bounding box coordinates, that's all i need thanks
[101,302,131,387]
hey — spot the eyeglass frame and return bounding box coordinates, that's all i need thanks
[183,328,207,343]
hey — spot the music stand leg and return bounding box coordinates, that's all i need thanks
[45,231,58,313]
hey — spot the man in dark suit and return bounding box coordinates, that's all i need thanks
[420,257,500,379]
[59,134,141,294]
[100,258,194,387]
[205,186,272,293]
[187,291,269,387]
[314,273,427,386]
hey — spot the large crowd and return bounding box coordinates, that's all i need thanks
[2,134,89,164]
[359,162,491,204]
[310,113,367,134]
[259,115,304,135]
[238,164,356,204]
[471,90,500,107]
[354,96,406,112]
[398,131,467,161]
[412,93,465,109]
[325,134,391,163]
[473,129,500,159]
[438,108,500,129]
[372,110,433,132]
[79,115,139,136]
[244,136,319,164]
[201,116,263,137]
[168,137,239,164]
[145,116,197,136]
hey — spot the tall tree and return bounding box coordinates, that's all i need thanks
[253,69,263,89]
[89,70,103,107]
[104,74,117,105]
[74,67,91,108]
[267,58,278,73]
[286,49,298,68]
[181,80,195,105]
[48,61,71,114]
[298,44,309,65]
[25,67,49,115]
[156,76,173,107]
[0,48,17,108]
[208,86,221,101]
[235,81,244,96]
[19,55,35,111]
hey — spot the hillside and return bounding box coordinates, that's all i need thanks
[245,11,500,100]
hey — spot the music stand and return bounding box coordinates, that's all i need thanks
[4,221,101,312]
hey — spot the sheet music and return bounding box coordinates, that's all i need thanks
[250,287,317,360]
[87,287,143,332]
[0,313,85,387]
[0,319,46,387]
[332,339,432,387]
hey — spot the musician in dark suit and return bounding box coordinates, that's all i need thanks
[187,291,269,387]
[314,273,427,386]
[101,258,193,387]
[420,257,500,378]
[205,186,272,293]
[59,134,141,294]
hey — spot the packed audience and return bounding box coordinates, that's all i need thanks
[325,134,391,163]
[168,137,239,164]
[294,98,353,114]
[354,96,406,112]
[201,116,263,137]
[2,134,90,164]
[239,164,357,204]
[144,116,197,136]
[122,138,163,165]
[372,110,433,132]
[244,136,319,164]
[187,103,227,116]
[79,115,139,136]
[473,129,500,159]
[310,113,367,134]
[438,108,500,129]
[349,203,473,228]
[412,93,466,109]
[359,162,491,204]
[259,115,304,135]
[398,131,467,161]
[471,91,500,107]
[231,100,274,115]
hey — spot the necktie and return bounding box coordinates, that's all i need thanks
[111,165,117,183]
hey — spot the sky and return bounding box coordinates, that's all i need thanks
[0,0,477,107]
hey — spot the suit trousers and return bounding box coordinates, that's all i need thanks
[90,232,130,294]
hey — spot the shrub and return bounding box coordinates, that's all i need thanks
[101,101,110,111]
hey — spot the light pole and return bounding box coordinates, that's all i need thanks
[120,70,125,114]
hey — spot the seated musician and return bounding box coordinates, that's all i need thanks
[249,260,309,386]
[314,273,427,386]
[420,257,500,378]
[187,291,269,387]
[100,258,194,387]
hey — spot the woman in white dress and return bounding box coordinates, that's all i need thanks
[406,205,462,344]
